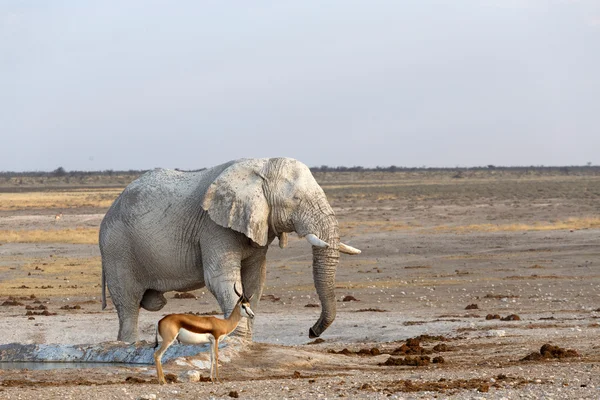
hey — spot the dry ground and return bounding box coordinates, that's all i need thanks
[0,170,599,399]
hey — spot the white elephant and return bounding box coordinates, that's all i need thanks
[99,157,361,342]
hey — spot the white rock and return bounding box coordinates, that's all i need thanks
[181,370,201,383]
[191,359,210,369]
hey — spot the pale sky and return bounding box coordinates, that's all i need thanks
[2,1,599,171]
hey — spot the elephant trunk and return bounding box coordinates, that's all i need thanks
[309,243,340,338]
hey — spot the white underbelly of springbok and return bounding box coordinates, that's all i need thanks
[177,328,214,345]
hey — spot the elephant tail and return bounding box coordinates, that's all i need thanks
[101,262,107,310]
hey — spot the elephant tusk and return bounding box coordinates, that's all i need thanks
[305,234,329,248]
[278,232,288,249]
[339,242,361,255]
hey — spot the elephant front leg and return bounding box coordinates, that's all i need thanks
[239,250,268,340]
[203,260,245,336]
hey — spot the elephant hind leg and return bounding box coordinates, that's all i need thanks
[141,289,167,311]
[116,303,141,343]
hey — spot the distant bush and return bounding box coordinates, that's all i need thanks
[53,167,67,177]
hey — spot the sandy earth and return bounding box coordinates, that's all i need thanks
[0,174,600,399]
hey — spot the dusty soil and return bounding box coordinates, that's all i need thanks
[1,171,600,399]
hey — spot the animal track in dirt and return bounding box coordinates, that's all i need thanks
[483,294,519,299]
[304,303,319,308]
[521,344,580,361]
[173,292,196,299]
[342,295,359,302]
[357,308,388,312]
[261,294,281,302]
[486,314,501,320]
[465,304,479,310]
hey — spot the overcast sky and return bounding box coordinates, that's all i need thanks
[2,1,599,171]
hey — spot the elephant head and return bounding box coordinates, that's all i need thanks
[200,157,361,337]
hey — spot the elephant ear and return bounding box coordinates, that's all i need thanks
[200,159,270,246]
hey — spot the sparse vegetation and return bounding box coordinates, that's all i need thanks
[0,228,99,244]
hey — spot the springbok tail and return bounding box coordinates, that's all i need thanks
[154,322,159,349]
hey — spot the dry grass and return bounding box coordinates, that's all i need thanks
[431,217,600,234]
[0,228,99,244]
[0,256,101,297]
[0,189,122,211]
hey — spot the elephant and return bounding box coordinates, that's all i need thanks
[99,157,361,343]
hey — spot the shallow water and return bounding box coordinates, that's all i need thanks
[0,361,149,370]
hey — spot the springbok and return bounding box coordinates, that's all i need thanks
[54,212,63,223]
[153,284,255,384]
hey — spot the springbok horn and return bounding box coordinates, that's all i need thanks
[339,242,362,255]
[305,233,330,248]
[233,283,241,297]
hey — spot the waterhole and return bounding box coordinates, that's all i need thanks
[0,361,149,370]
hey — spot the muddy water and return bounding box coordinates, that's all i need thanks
[0,361,148,370]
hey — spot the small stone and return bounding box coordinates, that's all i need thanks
[181,370,201,383]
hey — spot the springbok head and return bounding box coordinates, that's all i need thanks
[233,283,255,319]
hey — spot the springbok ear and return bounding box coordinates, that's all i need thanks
[201,159,270,246]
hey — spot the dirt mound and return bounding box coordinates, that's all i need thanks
[412,334,450,342]
[486,314,501,320]
[465,303,479,310]
[360,375,543,394]
[2,300,24,306]
[391,338,428,355]
[380,355,432,366]
[328,347,381,356]
[521,344,580,361]
[432,344,450,352]
[173,292,196,299]
[59,304,81,310]
[501,314,521,321]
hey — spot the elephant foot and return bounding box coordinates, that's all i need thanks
[229,316,253,341]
